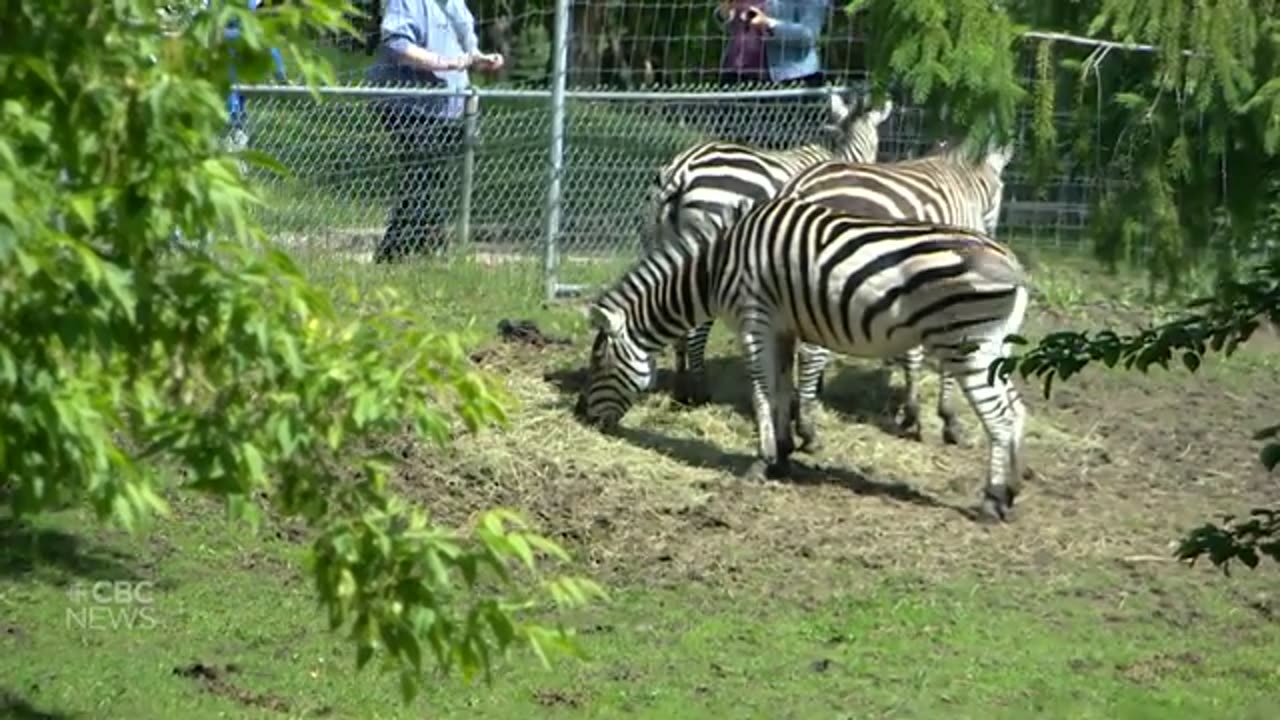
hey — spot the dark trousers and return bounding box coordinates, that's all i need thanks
[374,102,465,263]
[715,70,827,148]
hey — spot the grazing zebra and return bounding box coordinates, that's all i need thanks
[577,195,1030,522]
[646,93,894,403]
[775,139,1017,449]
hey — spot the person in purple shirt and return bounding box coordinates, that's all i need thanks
[714,0,830,147]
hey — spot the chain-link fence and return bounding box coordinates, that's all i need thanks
[240,24,1108,299]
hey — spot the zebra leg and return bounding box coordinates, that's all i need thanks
[794,342,831,454]
[1008,381,1032,485]
[674,322,714,406]
[941,347,1025,523]
[896,345,926,442]
[937,370,965,446]
[670,334,688,395]
[774,333,799,462]
[741,323,788,482]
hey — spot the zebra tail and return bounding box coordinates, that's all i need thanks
[961,243,1032,346]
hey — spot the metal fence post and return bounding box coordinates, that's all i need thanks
[457,90,479,249]
[542,0,572,301]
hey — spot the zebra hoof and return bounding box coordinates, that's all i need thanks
[777,433,797,461]
[797,434,822,454]
[897,407,923,442]
[744,457,791,483]
[941,424,965,447]
[977,485,1018,523]
[899,423,924,443]
[744,459,769,482]
[795,423,822,454]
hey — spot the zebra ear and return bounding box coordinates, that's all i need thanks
[869,98,894,125]
[586,304,625,338]
[828,92,851,122]
[985,141,1016,174]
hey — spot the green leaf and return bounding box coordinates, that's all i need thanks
[1260,443,1280,472]
[1254,424,1280,441]
[67,193,96,230]
[1181,351,1201,373]
[355,643,374,671]
[398,670,420,703]
[241,443,266,483]
[506,533,536,572]
[234,148,294,179]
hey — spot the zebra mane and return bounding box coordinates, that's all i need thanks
[921,136,1014,176]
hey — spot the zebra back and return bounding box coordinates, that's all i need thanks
[720,195,1028,356]
[776,138,1015,237]
[646,92,894,255]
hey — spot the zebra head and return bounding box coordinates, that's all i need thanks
[576,303,655,432]
[983,139,1016,175]
[827,93,893,163]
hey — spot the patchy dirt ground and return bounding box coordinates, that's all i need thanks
[389,304,1280,598]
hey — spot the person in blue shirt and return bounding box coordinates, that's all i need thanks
[223,0,288,153]
[365,0,504,263]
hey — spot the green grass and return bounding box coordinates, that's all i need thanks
[4,501,1278,720]
[4,252,1279,719]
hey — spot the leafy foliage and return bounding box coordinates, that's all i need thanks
[1178,508,1280,573]
[848,0,1029,149]
[0,0,602,700]
[992,256,1280,572]
[1036,1,1280,289]
[842,0,1280,288]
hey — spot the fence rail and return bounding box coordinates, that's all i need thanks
[240,80,1099,297]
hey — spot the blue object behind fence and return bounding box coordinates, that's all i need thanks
[224,0,287,137]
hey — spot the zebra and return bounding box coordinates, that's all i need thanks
[576,194,1030,523]
[645,92,895,404]
[666,137,1016,452]
[772,138,1017,450]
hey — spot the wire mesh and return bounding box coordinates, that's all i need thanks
[249,14,1118,296]
[242,88,553,274]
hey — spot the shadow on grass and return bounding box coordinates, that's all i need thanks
[543,353,998,520]
[0,689,76,720]
[0,516,140,586]
[544,355,916,441]
[615,425,972,518]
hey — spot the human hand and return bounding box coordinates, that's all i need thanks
[471,51,505,73]
[746,10,776,32]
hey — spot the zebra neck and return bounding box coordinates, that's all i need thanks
[788,141,832,160]
[604,245,717,354]
[832,140,869,163]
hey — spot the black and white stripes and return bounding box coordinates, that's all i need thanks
[579,194,1030,522]
[670,140,1016,451]
[645,93,894,401]
[780,140,1016,447]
